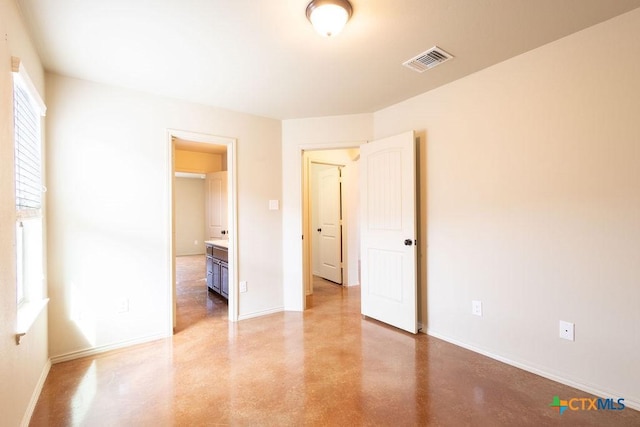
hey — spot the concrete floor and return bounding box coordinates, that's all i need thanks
[30,255,640,426]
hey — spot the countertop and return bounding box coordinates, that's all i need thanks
[205,239,229,249]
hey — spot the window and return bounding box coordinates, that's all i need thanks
[13,61,44,305]
[12,57,47,343]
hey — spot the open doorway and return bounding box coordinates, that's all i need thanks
[168,130,238,330]
[302,148,360,308]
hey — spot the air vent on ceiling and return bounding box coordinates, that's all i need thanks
[402,46,453,73]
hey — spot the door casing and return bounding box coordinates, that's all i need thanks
[167,129,238,330]
[302,146,359,305]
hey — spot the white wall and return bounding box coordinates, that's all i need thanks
[282,114,373,311]
[46,74,283,359]
[374,9,640,407]
[174,177,206,256]
[0,1,50,425]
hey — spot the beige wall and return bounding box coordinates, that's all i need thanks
[174,177,206,256]
[174,150,222,173]
[0,0,50,425]
[46,74,283,359]
[374,8,640,408]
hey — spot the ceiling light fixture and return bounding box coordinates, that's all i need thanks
[306,0,353,37]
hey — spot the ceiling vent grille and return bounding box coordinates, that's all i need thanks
[402,46,453,73]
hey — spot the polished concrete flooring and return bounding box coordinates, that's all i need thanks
[31,255,639,426]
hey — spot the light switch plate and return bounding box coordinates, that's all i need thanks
[269,200,279,210]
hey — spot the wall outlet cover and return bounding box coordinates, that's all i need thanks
[117,298,129,313]
[240,281,247,293]
[559,320,575,341]
[472,300,482,316]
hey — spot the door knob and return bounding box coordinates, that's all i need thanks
[404,239,413,246]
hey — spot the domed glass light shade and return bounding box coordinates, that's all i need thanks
[306,0,353,37]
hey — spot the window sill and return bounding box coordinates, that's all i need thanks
[16,298,49,345]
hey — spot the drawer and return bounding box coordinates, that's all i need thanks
[210,246,228,263]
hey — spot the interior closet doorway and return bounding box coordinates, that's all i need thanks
[168,129,238,330]
[311,162,343,284]
[302,148,360,306]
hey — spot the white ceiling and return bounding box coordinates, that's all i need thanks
[17,0,640,120]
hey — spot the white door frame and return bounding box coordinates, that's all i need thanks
[308,160,345,292]
[167,129,239,328]
[300,142,364,309]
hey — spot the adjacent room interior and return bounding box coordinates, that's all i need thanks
[173,137,230,327]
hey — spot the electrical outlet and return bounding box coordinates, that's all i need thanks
[240,281,247,293]
[472,300,482,316]
[194,240,198,245]
[559,320,574,341]
[117,298,129,313]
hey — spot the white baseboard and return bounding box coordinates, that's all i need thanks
[238,306,284,321]
[426,329,639,411]
[176,251,205,257]
[21,358,51,427]
[50,332,169,364]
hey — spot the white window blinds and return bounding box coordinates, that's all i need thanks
[14,82,42,214]
[12,57,46,219]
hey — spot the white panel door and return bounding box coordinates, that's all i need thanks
[206,171,228,238]
[318,166,342,284]
[360,131,417,334]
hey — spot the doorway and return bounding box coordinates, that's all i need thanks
[298,132,419,334]
[302,148,360,305]
[168,129,238,329]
